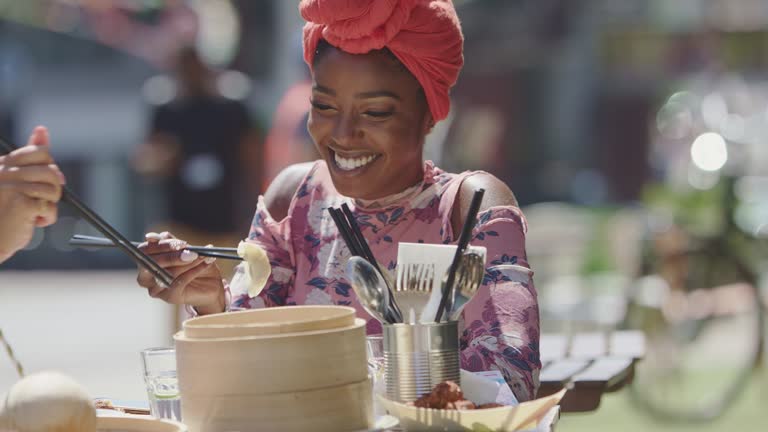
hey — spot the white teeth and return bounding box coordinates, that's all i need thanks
[334,153,376,171]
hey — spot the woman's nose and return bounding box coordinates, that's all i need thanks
[331,113,360,147]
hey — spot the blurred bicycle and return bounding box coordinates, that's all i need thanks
[622,78,768,422]
[624,176,766,422]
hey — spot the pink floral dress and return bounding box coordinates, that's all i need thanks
[228,161,541,400]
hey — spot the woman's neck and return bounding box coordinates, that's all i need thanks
[353,163,426,209]
[354,181,423,209]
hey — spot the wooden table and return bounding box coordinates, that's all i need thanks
[538,330,645,413]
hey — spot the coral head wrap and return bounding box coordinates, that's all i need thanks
[300,0,464,122]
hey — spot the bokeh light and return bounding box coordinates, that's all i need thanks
[217,70,251,101]
[701,92,728,131]
[141,74,176,106]
[690,132,728,172]
[656,99,694,140]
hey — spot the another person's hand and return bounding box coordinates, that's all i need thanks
[0,126,66,262]
[136,231,226,314]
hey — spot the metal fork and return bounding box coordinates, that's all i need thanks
[447,252,485,321]
[396,262,437,293]
[394,262,437,322]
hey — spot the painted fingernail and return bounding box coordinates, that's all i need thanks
[171,240,187,250]
[53,167,66,184]
[145,232,160,241]
[204,257,216,264]
[181,250,199,262]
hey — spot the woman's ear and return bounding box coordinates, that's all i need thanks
[421,112,435,135]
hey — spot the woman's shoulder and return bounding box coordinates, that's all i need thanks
[450,171,521,234]
[263,161,323,221]
[458,172,519,210]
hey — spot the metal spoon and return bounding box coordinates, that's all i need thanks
[346,256,396,323]
[377,263,403,323]
[432,252,475,322]
[448,252,485,321]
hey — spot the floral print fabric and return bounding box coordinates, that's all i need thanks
[229,160,541,400]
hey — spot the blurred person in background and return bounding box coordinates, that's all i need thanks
[134,0,541,401]
[260,72,317,191]
[132,46,262,279]
[260,39,318,191]
[0,127,66,263]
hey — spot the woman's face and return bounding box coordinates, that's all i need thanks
[308,45,432,200]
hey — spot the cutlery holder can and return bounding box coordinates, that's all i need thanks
[383,321,460,402]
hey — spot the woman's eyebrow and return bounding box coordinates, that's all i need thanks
[312,84,335,95]
[356,90,401,100]
[312,85,401,100]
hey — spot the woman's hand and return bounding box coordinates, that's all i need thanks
[136,231,227,314]
[0,126,65,262]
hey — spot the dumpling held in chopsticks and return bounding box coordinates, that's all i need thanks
[237,241,271,297]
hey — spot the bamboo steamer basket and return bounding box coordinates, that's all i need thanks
[96,416,187,432]
[175,320,368,395]
[182,305,356,339]
[181,378,372,432]
[175,306,372,432]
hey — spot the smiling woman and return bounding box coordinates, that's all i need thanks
[133,0,542,402]
[308,40,430,199]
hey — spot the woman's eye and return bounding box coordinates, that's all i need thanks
[310,101,334,111]
[364,110,393,118]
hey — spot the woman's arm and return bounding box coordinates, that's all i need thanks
[229,162,314,309]
[452,173,541,401]
[137,163,316,315]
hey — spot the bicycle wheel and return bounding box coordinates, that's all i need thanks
[623,243,765,422]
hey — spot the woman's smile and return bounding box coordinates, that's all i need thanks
[329,148,382,174]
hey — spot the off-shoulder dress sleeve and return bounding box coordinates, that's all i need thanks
[229,196,297,309]
[457,206,541,401]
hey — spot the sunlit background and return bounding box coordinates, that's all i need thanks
[1,1,767,431]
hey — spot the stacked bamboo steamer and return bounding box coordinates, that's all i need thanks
[174,305,372,432]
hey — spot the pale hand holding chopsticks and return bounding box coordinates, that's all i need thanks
[0,135,174,287]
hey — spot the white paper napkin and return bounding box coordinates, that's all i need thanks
[460,369,519,406]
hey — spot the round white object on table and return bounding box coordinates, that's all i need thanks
[0,371,96,432]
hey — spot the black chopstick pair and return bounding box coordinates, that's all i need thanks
[435,188,485,322]
[328,203,403,323]
[69,234,242,261]
[0,136,174,286]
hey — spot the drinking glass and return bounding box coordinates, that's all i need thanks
[141,347,182,421]
[367,334,386,416]
[367,334,385,377]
